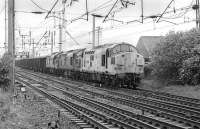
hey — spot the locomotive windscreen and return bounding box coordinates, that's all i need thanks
[110,44,137,56]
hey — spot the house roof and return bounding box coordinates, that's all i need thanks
[136,36,163,58]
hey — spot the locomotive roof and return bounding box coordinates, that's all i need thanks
[60,48,85,56]
[85,42,137,51]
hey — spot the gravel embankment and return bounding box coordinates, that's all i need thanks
[0,88,77,129]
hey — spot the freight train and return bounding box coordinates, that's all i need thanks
[16,42,144,89]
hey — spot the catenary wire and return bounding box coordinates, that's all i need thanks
[29,0,48,11]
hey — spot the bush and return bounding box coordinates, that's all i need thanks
[151,29,200,85]
[0,53,11,91]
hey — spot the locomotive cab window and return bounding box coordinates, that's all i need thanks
[121,44,129,52]
[111,57,115,65]
[90,55,94,61]
[102,55,105,66]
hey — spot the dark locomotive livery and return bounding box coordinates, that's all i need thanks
[16,42,144,89]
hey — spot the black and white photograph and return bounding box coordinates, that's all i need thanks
[0,0,200,129]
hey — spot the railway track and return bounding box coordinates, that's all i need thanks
[16,69,200,129]
[17,76,159,129]
[17,73,190,129]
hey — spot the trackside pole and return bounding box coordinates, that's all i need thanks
[8,0,15,102]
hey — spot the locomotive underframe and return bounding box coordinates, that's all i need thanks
[46,68,140,89]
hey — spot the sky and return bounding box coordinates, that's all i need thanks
[0,0,197,56]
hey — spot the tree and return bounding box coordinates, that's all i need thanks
[150,29,200,85]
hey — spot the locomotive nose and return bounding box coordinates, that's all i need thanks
[115,53,133,72]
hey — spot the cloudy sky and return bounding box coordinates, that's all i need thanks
[0,0,196,56]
